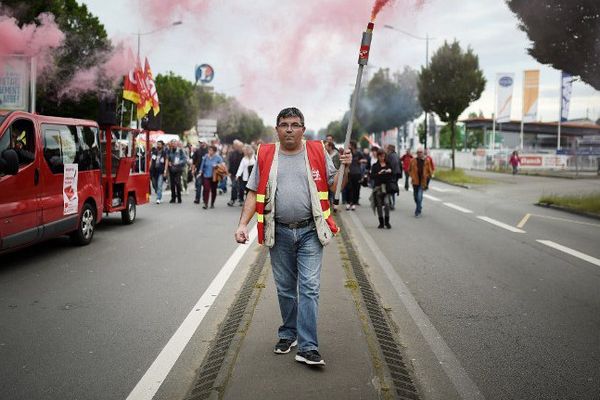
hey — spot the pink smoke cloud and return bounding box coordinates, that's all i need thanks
[140,0,210,27]
[0,13,65,73]
[59,42,137,98]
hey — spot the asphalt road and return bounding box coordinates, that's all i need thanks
[1,173,599,400]
[348,171,600,399]
[0,189,245,400]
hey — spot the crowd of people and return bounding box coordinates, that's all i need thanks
[149,137,259,209]
[148,133,438,224]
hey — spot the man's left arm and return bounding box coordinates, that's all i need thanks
[329,149,352,193]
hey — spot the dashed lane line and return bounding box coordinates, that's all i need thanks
[424,193,442,202]
[537,240,600,267]
[443,202,473,214]
[126,226,258,400]
[430,187,458,193]
[477,216,526,233]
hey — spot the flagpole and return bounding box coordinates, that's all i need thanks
[491,76,496,153]
[520,71,525,150]
[557,72,562,151]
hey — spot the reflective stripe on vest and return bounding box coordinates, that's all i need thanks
[255,144,276,244]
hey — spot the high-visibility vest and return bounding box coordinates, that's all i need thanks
[255,141,339,245]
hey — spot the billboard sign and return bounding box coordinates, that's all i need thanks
[0,56,29,111]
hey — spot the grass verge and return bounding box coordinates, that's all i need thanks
[538,192,600,215]
[434,168,494,186]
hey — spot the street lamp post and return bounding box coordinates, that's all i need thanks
[384,25,434,149]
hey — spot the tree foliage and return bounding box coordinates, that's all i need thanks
[154,72,199,135]
[2,0,111,118]
[506,0,600,90]
[418,40,485,169]
[196,86,267,144]
[356,67,422,133]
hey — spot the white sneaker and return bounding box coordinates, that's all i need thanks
[156,199,161,204]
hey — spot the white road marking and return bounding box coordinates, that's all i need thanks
[347,212,485,400]
[424,194,442,202]
[126,226,258,400]
[477,216,525,233]
[430,187,458,193]
[537,240,600,267]
[443,202,473,213]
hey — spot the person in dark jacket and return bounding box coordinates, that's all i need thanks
[386,144,401,210]
[192,140,208,204]
[347,140,363,210]
[166,140,188,204]
[149,140,167,204]
[370,149,393,229]
[227,140,244,206]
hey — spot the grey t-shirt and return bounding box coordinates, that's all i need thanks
[246,149,337,224]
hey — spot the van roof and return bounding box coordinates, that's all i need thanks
[0,110,98,127]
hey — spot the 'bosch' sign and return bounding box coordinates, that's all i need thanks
[499,76,513,87]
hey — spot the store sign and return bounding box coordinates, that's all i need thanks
[0,57,29,110]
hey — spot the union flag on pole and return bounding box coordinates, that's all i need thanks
[122,60,153,119]
[144,58,160,115]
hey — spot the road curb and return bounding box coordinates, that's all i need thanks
[535,202,600,221]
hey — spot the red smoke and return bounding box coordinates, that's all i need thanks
[371,0,393,21]
[140,0,210,27]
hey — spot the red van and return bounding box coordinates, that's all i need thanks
[0,111,151,253]
[0,111,105,252]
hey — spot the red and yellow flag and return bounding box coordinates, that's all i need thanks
[144,58,160,115]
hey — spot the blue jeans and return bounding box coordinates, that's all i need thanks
[413,185,423,214]
[154,174,164,201]
[269,222,323,352]
[195,175,203,202]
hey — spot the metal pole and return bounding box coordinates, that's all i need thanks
[335,63,364,201]
[30,56,36,113]
[334,22,373,201]
[557,73,562,151]
[423,33,429,149]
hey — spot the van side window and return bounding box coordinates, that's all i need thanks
[42,124,77,174]
[77,126,100,171]
[2,119,36,168]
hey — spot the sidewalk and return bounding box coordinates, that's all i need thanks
[221,243,384,399]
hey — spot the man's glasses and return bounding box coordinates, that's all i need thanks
[277,122,304,131]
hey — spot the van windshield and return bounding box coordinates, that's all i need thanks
[0,115,5,125]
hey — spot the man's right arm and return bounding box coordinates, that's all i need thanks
[235,190,257,243]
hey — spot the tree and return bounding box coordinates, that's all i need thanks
[506,0,600,90]
[418,41,485,169]
[3,0,112,118]
[155,72,199,135]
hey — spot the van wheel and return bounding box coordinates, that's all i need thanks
[70,203,96,246]
[121,195,136,225]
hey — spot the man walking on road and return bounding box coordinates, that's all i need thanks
[149,140,167,204]
[386,144,401,210]
[227,140,244,207]
[400,149,413,191]
[408,147,433,217]
[166,140,187,204]
[235,107,351,366]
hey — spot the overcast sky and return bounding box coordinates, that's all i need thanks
[83,0,600,131]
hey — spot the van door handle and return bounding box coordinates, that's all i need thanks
[34,168,39,185]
